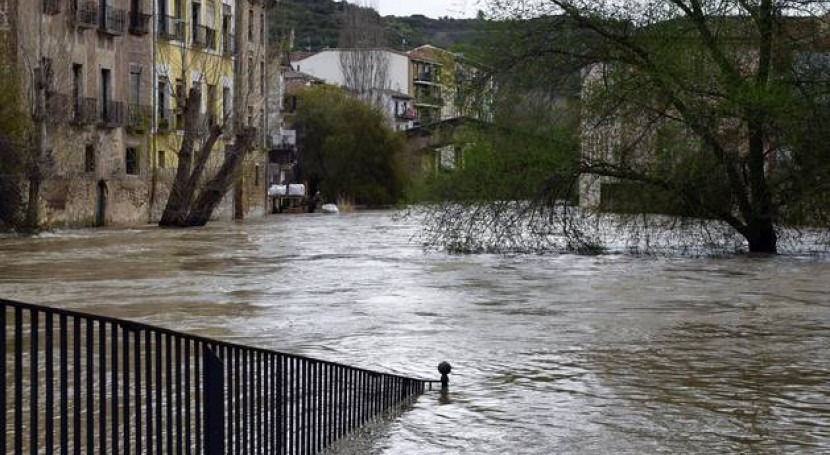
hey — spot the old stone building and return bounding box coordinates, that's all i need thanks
[1,0,270,228]
[5,0,154,227]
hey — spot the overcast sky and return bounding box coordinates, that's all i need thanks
[346,0,481,19]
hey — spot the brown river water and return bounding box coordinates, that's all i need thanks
[1,211,829,454]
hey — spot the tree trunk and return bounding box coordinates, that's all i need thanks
[171,124,223,220]
[184,128,256,227]
[745,218,777,253]
[159,88,202,227]
[24,176,40,231]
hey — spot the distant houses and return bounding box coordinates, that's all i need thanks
[287,44,490,129]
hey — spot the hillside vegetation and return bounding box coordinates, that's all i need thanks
[268,0,481,51]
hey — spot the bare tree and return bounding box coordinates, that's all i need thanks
[419,0,830,254]
[338,1,390,107]
[157,1,269,227]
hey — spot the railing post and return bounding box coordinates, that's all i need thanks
[203,344,225,455]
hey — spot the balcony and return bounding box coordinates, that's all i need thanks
[157,15,184,41]
[414,72,440,84]
[222,34,236,56]
[99,100,125,128]
[36,92,69,123]
[71,97,98,126]
[100,7,126,35]
[416,94,444,107]
[74,1,98,28]
[127,104,152,132]
[156,110,176,132]
[192,25,217,50]
[44,0,62,15]
[396,107,418,121]
[128,11,151,35]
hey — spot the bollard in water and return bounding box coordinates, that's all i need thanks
[438,361,452,391]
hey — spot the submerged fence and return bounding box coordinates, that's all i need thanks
[1,298,430,454]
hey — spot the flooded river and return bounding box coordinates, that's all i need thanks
[1,212,829,454]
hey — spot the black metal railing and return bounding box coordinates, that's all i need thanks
[71,97,98,126]
[1,298,429,454]
[44,92,71,124]
[157,15,184,41]
[127,104,153,132]
[99,100,126,127]
[74,1,98,28]
[129,11,152,35]
[193,25,217,50]
[43,0,62,15]
[100,6,126,35]
[157,109,177,132]
[222,33,236,55]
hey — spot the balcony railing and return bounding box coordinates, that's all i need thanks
[70,97,98,126]
[128,11,151,35]
[156,110,176,132]
[74,1,98,28]
[193,25,217,50]
[416,94,444,107]
[157,15,184,41]
[44,0,62,15]
[415,72,440,84]
[222,34,236,56]
[44,93,71,124]
[101,7,126,35]
[99,100,125,128]
[396,107,418,121]
[127,104,152,132]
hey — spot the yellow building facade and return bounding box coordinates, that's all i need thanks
[151,0,269,221]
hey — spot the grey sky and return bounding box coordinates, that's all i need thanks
[347,0,480,19]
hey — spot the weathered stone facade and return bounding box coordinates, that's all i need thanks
[4,0,270,228]
[9,0,154,227]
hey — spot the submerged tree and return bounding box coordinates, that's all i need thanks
[422,0,830,254]
[294,85,405,206]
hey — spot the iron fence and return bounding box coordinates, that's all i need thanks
[1,298,428,454]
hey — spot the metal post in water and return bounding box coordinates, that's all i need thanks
[438,361,452,391]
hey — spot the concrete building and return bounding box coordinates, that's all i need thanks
[407,48,444,124]
[290,48,419,129]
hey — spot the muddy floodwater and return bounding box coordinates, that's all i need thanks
[1,212,829,454]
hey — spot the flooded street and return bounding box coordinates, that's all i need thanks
[1,212,829,454]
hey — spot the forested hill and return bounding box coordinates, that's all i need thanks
[268,0,481,51]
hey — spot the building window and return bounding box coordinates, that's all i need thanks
[254,164,260,186]
[248,9,253,41]
[222,86,231,123]
[247,106,253,127]
[85,145,96,173]
[157,150,166,168]
[248,56,254,89]
[260,61,265,95]
[100,68,112,122]
[260,13,264,44]
[72,64,83,121]
[129,65,141,106]
[125,148,139,175]
[191,1,201,43]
